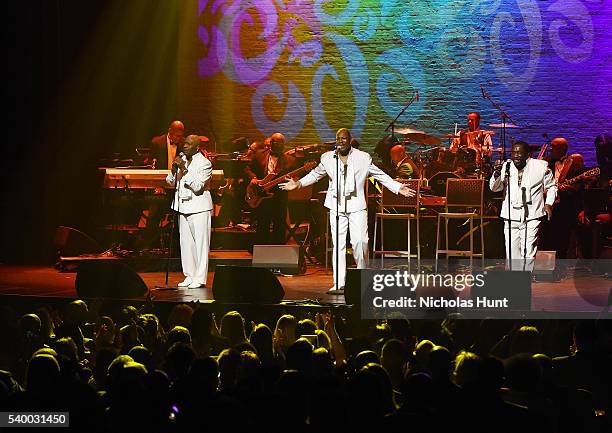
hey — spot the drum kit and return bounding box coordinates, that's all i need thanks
[388,122,526,195]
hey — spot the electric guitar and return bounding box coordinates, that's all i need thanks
[558,167,600,189]
[245,160,317,209]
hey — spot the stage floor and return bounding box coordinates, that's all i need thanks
[0,265,344,305]
[0,264,610,315]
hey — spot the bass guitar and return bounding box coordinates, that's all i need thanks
[558,167,600,189]
[245,160,317,209]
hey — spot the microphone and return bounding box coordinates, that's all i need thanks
[480,84,487,99]
[494,158,511,178]
[171,152,185,174]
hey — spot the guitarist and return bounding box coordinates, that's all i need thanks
[541,137,585,260]
[245,132,297,245]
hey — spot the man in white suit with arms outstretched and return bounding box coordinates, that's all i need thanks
[280,128,415,294]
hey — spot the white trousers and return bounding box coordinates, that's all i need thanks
[504,218,541,271]
[330,209,369,289]
[178,211,211,285]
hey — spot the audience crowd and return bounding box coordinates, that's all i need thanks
[0,299,610,432]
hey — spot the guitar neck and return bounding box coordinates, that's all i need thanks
[562,168,600,186]
[262,165,309,190]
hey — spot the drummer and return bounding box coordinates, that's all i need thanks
[450,111,493,160]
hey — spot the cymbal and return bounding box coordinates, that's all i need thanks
[418,146,446,153]
[489,123,520,128]
[464,130,496,135]
[395,127,425,135]
[439,134,460,139]
[402,133,441,146]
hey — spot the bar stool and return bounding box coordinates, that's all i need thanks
[435,178,485,271]
[373,179,421,270]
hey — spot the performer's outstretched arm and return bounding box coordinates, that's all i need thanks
[368,157,415,197]
[280,159,327,190]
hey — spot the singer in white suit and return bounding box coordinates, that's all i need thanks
[490,141,557,270]
[166,135,213,289]
[280,128,415,294]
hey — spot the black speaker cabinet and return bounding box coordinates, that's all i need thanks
[252,244,305,275]
[471,270,532,310]
[212,265,285,303]
[75,261,148,298]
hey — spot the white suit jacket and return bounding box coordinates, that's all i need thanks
[489,158,557,222]
[299,148,402,212]
[166,153,213,214]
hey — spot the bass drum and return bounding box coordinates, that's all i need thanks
[428,171,461,197]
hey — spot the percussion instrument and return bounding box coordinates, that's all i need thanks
[488,123,520,128]
[428,171,461,197]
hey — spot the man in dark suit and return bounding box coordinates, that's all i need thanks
[151,120,185,170]
[245,132,296,245]
[137,121,185,251]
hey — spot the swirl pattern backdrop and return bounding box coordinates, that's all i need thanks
[179,0,611,165]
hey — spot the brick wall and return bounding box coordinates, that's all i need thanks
[180,0,612,167]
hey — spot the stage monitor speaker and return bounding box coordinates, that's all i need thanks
[54,226,102,257]
[252,244,304,275]
[471,270,532,310]
[533,251,558,281]
[344,268,364,306]
[212,265,285,303]
[344,268,458,319]
[75,261,148,298]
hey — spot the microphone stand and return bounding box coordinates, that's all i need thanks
[156,164,181,290]
[334,147,340,292]
[480,85,518,161]
[506,161,512,271]
[522,186,528,271]
[384,91,419,142]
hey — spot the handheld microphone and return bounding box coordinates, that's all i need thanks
[172,152,185,174]
[505,159,512,175]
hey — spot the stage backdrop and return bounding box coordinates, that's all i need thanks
[178,0,611,165]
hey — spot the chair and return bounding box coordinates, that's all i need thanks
[285,184,313,245]
[373,179,421,269]
[435,178,485,271]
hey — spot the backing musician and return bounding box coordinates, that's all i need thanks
[138,120,186,251]
[245,132,297,245]
[541,137,585,259]
[451,111,493,162]
[390,144,419,179]
[151,120,186,170]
